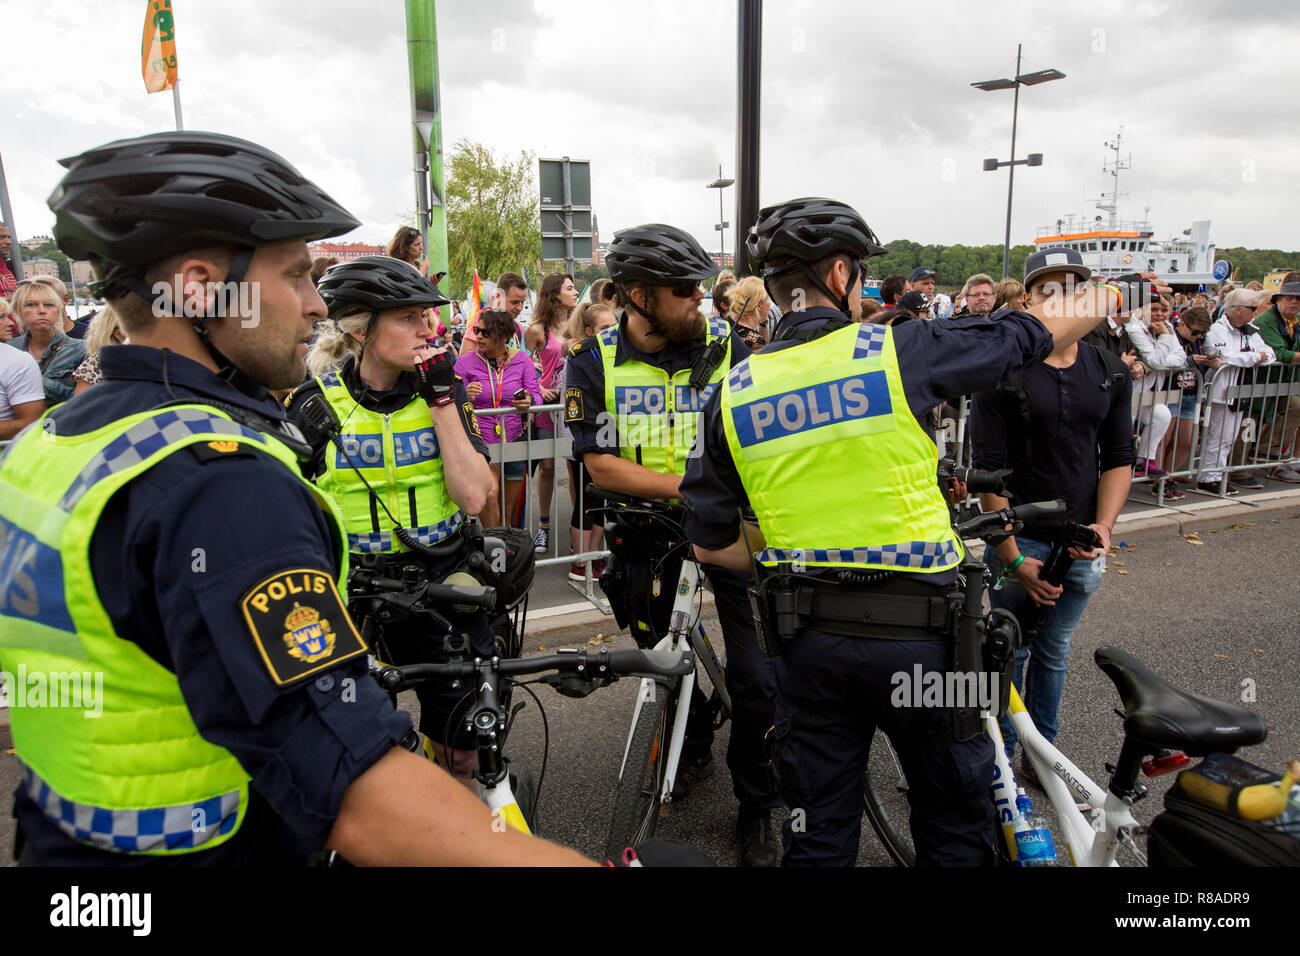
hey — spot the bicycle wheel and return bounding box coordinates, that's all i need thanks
[604,679,676,860]
[862,727,916,867]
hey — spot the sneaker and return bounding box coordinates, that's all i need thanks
[533,527,550,554]
[591,558,608,578]
[1196,481,1237,496]
[1151,483,1185,501]
[1271,465,1300,483]
[1141,460,1169,478]
[568,561,587,582]
[737,810,779,867]
[670,753,715,801]
[1230,473,1264,490]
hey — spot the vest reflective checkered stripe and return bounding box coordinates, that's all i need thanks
[720,322,963,572]
[315,374,460,555]
[0,404,350,855]
[598,315,731,478]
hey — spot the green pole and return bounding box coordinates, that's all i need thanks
[405,0,448,287]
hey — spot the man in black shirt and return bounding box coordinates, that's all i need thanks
[970,248,1147,777]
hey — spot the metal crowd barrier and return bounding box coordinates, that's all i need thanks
[472,401,612,612]
[950,360,1300,505]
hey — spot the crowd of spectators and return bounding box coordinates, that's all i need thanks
[860,252,1300,503]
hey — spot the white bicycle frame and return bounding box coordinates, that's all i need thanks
[617,558,731,805]
[986,684,1143,867]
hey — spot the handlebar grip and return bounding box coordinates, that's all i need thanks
[1010,499,1067,522]
[604,648,694,678]
[421,581,497,610]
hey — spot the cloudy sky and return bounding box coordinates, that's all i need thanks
[8,0,1300,262]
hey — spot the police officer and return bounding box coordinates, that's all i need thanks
[286,255,495,788]
[0,131,588,865]
[564,223,783,866]
[681,197,1127,866]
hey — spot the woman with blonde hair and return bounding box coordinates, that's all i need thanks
[8,279,86,405]
[72,307,127,394]
[288,255,493,789]
[727,275,770,352]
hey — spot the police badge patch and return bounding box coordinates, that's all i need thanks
[564,386,584,423]
[240,568,366,686]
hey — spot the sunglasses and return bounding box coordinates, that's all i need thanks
[667,280,702,298]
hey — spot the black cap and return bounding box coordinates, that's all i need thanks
[907,267,936,283]
[1024,246,1091,287]
[897,290,931,314]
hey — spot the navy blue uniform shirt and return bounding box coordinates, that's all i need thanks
[680,308,1055,584]
[970,341,1136,542]
[564,311,750,459]
[12,344,410,865]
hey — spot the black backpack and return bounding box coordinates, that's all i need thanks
[996,343,1131,465]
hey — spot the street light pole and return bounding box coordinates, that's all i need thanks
[1003,44,1022,282]
[973,46,1064,279]
[708,165,735,273]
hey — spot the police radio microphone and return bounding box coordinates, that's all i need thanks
[299,394,340,438]
[689,296,745,391]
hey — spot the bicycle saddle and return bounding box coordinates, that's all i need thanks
[1094,647,1267,756]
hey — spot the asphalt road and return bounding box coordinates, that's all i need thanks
[3,504,1297,867]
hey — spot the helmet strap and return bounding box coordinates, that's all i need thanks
[773,258,860,321]
[620,285,667,343]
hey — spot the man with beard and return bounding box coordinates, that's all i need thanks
[563,224,782,865]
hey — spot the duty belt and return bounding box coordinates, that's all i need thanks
[778,584,953,639]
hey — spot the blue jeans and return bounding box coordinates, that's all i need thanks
[985,537,1103,755]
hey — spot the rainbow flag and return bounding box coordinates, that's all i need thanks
[471,269,485,317]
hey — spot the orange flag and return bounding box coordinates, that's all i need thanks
[141,0,179,94]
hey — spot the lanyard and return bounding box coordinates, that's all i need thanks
[480,350,507,408]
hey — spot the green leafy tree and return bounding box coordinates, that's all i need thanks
[445,139,542,298]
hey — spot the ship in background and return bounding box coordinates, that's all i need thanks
[1034,129,1219,290]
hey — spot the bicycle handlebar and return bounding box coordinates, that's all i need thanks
[349,568,497,611]
[375,646,695,692]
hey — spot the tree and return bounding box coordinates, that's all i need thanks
[445,139,541,298]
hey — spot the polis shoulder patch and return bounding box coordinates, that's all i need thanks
[240,568,366,686]
[564,386,584,423]
[462,402,482,437]
[568,341,583,356]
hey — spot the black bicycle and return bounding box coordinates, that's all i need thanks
[350,569,694,838]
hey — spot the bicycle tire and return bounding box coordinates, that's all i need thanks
[604,679,675,860]
[862,727,916,867]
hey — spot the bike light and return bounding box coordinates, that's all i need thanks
[1141,752,1191,777]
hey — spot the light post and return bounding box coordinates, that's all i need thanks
[973,44,1064,279]
[707,165,735,273]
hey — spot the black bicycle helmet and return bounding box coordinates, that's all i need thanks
[605,223,719,287]
[746,197,887,274]
[48,130,359,296]
[317,256,450,318]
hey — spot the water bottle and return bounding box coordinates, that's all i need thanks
[1013,788,1057,867]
